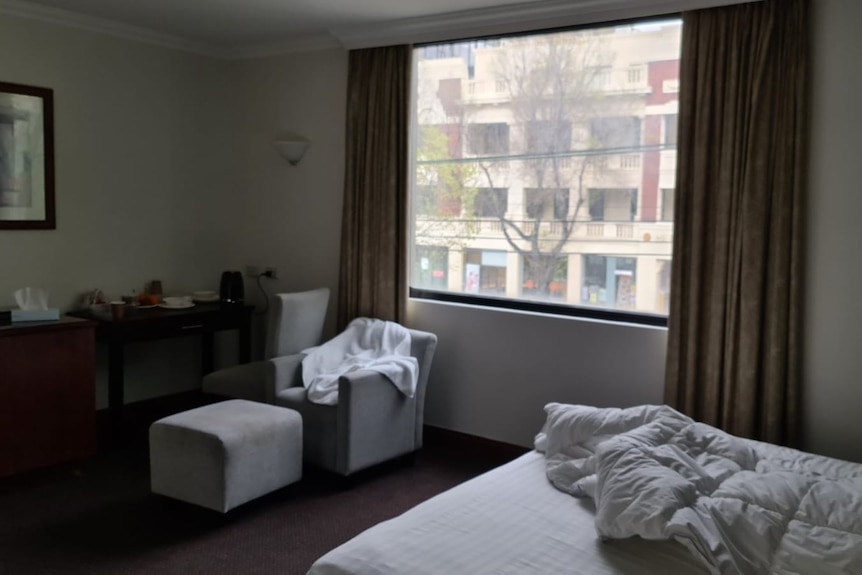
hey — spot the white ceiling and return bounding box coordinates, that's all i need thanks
[3,0,547,50]
[0,0,758,58]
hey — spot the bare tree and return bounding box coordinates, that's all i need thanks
[464,31,633,297]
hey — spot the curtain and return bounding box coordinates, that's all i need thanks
[665,0,808,446]
[338,45,411,329]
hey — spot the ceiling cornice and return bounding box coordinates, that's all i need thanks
[0,0,229,58]
[330,0,762,50]
[1,0,764,60]
[227,32,342,61]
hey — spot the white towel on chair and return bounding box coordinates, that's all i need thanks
[301,317,419,406]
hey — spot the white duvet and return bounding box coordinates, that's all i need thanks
[535,404,862,575]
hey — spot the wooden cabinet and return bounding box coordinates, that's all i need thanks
[0,317,96,477]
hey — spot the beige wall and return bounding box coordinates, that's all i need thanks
[2,0,861,462]
[804,0,862,462]
[0,16,234,406]
[225,50,347,346]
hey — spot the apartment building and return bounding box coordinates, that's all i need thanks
[412,21,681,315]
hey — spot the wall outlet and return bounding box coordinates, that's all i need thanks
[245,265,260,277]
[263,266,278,279]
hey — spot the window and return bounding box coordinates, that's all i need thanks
[522,255,567,299]
[411,18,681,324]
[589,65,612,89]
[588,188,637,221]
[414,185,463,217]
[525,188,569,220]
[465,250,507,294]
[664,114,678,146]
[473,187,508,218]
[581,255,637,310]
[661,188,675,221]
[526,120,572,154]
[466,123,509,155]
[590,117,642,150]
[414,246,449,290]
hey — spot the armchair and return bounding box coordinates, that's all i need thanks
[201,288,438,477]
[277,327,437,476]
[202,287,330,404]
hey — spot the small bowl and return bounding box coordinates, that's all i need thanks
[163,296,190,307]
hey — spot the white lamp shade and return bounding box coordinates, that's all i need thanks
[274,139,310,165]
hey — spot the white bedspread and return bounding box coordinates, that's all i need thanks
[301,317,418,405]
[535,403,862,575]
[307,451,707,575]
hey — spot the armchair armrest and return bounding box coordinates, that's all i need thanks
[270,353,305,401]
[335,370,416,475]
[202,353,305,404]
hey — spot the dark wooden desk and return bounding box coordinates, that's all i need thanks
[67,303,252,429]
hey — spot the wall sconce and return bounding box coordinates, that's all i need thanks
[273,136,310,166]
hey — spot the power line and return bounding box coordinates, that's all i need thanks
[416,143,676,165]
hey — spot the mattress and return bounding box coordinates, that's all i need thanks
[307,451,708,574]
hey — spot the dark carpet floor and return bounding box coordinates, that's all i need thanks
[0,438,515,575]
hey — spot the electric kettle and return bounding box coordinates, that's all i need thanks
[219,271,244,305]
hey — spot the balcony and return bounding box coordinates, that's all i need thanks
[415,216,674,244]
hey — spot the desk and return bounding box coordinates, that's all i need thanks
[67,303,252,429]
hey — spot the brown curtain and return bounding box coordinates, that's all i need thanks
[665,0,807,446]
[338,45,411,330]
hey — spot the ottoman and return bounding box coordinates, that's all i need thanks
[149,399,303,512]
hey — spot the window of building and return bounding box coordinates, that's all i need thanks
[664,114,678,146]
[411,18,681,325]
[661,188,675,221]
[590,116,642,150]
[581,255,637,310]
[526,120,572,154]
[465,250,507,294]
[588,188,637,221]
[466,123,510,156]
[414,246,449,290]
[473,187,508,218]
[525,188,569,220]
[522,255,567,299]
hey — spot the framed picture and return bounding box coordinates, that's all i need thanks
[0,81,54,230]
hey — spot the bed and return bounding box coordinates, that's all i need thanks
[308,404,862,575]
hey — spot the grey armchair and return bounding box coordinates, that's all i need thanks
[202,287,330,404]
[277,327,437,476]
[202,287,438,477]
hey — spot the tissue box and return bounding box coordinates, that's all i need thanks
[11,308,60,322]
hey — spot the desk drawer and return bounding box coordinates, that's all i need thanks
[69,305,251,344]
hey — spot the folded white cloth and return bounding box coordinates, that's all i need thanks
[301,317,419,405]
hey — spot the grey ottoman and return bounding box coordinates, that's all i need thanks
[149,399,302,513]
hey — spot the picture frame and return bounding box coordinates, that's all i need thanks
[0,81,54,230]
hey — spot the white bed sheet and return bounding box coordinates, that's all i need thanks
[307,451,709,575]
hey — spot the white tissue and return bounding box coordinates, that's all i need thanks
[14,287,49,310]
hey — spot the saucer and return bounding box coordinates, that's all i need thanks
[192,295,220,303]
[158,302,195,310]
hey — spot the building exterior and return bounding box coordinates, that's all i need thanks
[411,21,681,316]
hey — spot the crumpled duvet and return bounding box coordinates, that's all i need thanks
[301,317,418,405]
[534,403,862,575]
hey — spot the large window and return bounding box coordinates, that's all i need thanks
[411,18,681,324]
